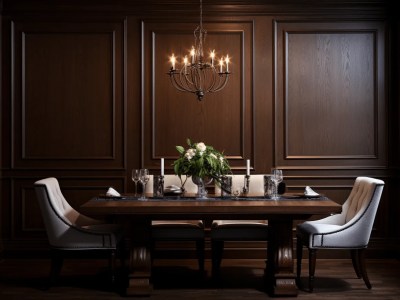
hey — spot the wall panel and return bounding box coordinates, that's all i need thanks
[11,19,126,170]
[274,21,387,169]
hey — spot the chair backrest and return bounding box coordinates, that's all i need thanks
[34,177,117,249]
[34,177,84,247]
[343,177,384,224]
[313,176,384,248]
[215,174,265,195]
[146,174,198,193]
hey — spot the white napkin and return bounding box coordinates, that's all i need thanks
[106,187,121,197]
[304,186,319,196]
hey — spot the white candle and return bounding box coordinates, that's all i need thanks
[170,54,176,70]
[161,158,164,176]
[210,50,215,67]
[219,58,224,73]
[225,55,230,72]
[190,46,195,64]
[183,55,188,73]
[246,159,250,176]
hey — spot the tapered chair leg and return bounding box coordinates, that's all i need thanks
[357,248,372,289]
[351,249,362,278]
[109,250,116,284]
[49,250,64,287]
[211,240,224,279]
[308,249,317,292]
[296,237,303,285]
[196,239,205,274]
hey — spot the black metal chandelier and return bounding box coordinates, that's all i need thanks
[167,0,231,101]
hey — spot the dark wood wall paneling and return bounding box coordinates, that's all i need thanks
[1,0,398,258]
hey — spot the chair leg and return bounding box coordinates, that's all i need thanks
[308,249,317,292]
[109,249,116,284]
[351,249,362,278]
[296,236,303,284]
[49,250,64,287]
[211,240,224,278]
[196,239,205,274]
[357,248,372,289]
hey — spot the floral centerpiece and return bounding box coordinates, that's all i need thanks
[173,138,231,196]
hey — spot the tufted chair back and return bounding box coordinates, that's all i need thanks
[297,176,384,249]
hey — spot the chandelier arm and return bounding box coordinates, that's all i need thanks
[182,67,195,88]
[191,67,202,92]
[170,72,193,93]
[210,74,230,93]
[205,67,218,93]
[169,76,188,92]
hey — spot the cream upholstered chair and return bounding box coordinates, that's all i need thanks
[146,175,205,272]
[296,177,384,292]
[211,174,268,277]
[34,177,124,285]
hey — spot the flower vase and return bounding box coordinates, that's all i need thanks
[192,176,213,199]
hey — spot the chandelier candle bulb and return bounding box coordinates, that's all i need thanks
[184,56,188,73]
[219,58,224,73]
[170,54,176,70]
[225,55,230,72]
[191,46,195,64]
[210,50,215,66]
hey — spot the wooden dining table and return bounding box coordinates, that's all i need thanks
[80,193,341,297]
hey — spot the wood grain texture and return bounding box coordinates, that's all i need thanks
[0,0,396,259]
[0,258,400,299]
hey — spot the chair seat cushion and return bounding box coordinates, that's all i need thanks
[151,220,204,240]
[297,222,347,248]
[211,220,268,240]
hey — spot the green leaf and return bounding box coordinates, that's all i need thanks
[176,145,185,154]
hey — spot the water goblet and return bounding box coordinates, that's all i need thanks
[132,169,140,197]
[271,169,283,200]
[139,169,150,200]
[231,181,242,200]
[232,189,241,199]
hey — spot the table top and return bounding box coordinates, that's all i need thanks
[80,193,342,220]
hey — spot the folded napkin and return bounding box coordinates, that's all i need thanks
[304,186,319,196]
[106,187,121,197]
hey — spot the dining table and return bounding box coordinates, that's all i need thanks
[80,193,341,297]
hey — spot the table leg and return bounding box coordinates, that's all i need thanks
[266,218,298,296]
[124,218,153,296]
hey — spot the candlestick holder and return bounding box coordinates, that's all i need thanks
[242,175,250,195]
[153,175,164,197]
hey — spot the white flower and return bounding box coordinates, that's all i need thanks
[196,142,206,153]
[185,148,196,160]
[210,153,217,160]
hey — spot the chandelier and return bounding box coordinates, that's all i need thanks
[167,0,231,101]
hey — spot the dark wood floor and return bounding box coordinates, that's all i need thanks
[1,257,399,299]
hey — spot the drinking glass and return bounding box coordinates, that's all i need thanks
[132,169,140,197]
[139,169,150,200]
[271,169,283,200]
[231,180,242,200]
